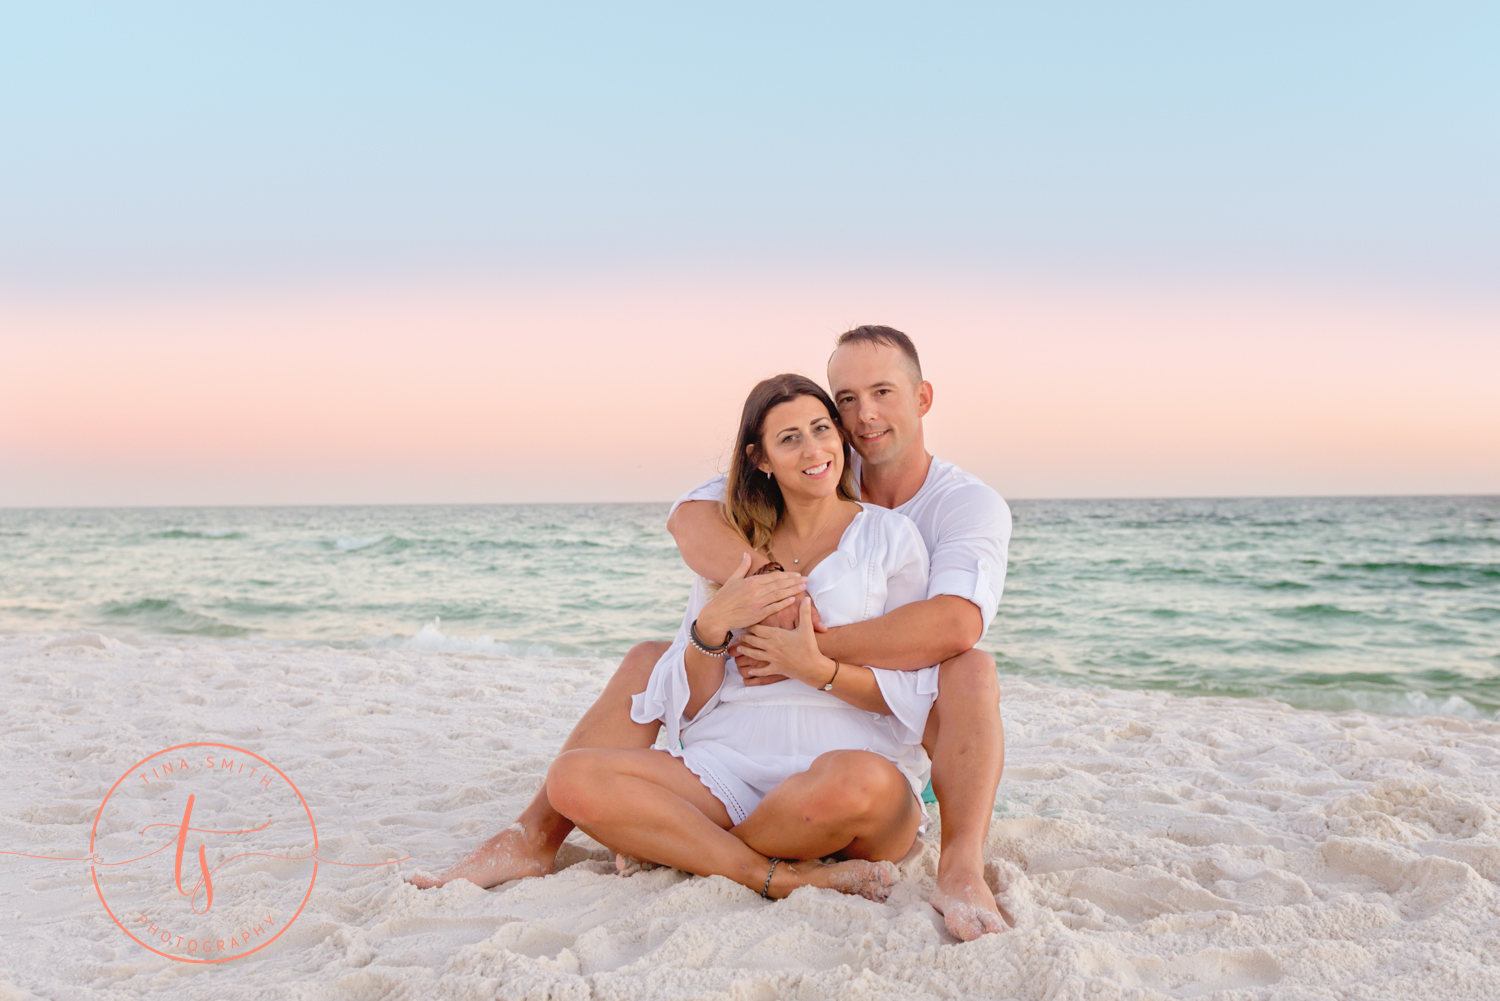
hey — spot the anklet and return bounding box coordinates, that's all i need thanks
[761,858,782,899]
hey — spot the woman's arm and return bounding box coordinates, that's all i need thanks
[736,598,893,714]
[684,555,812,713]
[681,642,726,719]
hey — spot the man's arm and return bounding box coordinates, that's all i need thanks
[816,595,983,671]
[666,499,768,582]
[825,480,1008,671]
[673,495,984,672]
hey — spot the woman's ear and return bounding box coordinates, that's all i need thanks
[747,442,771,476]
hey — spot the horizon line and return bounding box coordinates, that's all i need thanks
[3,491,1496,513]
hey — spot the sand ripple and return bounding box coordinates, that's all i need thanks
[1,630,1497,999]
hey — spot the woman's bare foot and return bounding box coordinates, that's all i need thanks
[772,859,897,902]
[931,867,1008,940]
[407,824,552,890]
[615,853,662,876]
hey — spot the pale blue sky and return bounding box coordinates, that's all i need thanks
[2,2,1495,294]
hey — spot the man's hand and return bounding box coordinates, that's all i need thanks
[732,593,825,686]
[732,602,795,686]
[736,598,834,687]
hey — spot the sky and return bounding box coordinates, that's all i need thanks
[2,3,1496,505]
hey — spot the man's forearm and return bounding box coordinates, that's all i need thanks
[667,499,766,583]
[816,595,983,670]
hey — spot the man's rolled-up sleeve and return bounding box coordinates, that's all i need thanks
[667,476,728,525]
[924,484,1012,642]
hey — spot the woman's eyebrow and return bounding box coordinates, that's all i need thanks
[774,425,802,436]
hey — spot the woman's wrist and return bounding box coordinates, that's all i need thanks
[695,607,732,646]
[805,654,838,687]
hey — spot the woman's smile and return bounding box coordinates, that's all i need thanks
[802,461,833,478]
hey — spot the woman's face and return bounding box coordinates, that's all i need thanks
[755,395,845,501]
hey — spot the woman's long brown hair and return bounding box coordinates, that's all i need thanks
[722,374,859,553]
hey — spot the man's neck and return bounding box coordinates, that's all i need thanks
[859,448,933,510]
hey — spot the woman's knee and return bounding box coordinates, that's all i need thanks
[546,749,609,823]
[804,751,907,821]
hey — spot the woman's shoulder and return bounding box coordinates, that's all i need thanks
[851,502,925,551]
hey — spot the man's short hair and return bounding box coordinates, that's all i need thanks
[833,325,922,381]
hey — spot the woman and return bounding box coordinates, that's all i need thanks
[546,374,938,901]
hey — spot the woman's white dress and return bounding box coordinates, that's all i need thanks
[631,503,939,826]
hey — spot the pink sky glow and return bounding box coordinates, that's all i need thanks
[4,273,1497,506]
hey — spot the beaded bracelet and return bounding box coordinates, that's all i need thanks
[688,618,732,657]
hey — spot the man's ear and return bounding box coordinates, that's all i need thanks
[916,380,934,417]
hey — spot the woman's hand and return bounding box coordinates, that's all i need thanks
[735,597,837,688]
[695,554,808,644]
[732,596,826,686]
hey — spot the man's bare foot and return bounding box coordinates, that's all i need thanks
[931,867,1008,940]
[773,859,897,902]
[407,824,552,890]
[615,853,661,877]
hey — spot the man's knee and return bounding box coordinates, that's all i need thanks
[938,647,999,706]
[614,640,671,690]
[927,649,1005,764]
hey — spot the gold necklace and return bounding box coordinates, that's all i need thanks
[774,506,839,566]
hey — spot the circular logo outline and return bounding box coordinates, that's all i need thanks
[90,742,319,964]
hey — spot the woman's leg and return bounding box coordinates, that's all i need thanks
[731,750,922,863]
[409,640,671,890]
[546,748,895,901]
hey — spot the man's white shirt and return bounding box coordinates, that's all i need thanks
[667,456,1011,640]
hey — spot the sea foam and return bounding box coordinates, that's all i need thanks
[380,616,560,659]
[1,497,1495,717]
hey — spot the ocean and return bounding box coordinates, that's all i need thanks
[5,497,1500,997]
[1,495,1496,720]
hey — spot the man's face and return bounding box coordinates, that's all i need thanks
[826,342,932,468]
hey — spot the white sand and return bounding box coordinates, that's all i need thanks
[1,629,1497,1000]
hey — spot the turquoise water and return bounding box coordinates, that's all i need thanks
[1,497,1496,719]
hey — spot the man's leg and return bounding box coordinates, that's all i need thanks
[410,640,670,889]
[924,648,1008,940]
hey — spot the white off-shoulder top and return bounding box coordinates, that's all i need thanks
[631,502,940,826]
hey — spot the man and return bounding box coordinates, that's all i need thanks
[415,326,1011,941]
